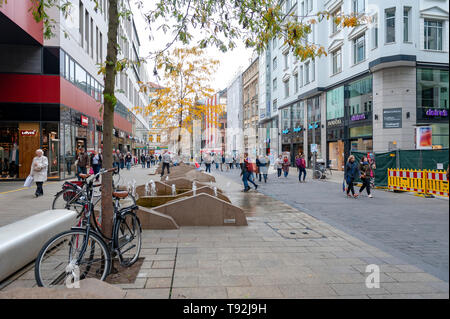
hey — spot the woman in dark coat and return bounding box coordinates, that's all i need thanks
[345,155,360,198]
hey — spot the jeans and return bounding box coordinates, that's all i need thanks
[147,161,150,168]
[246,171,257,189]
[346,177,355,195]
[161,163,170,176]
[120,161,124,169]
[142,162,146,168]
[77,166,87,181]
[66,162,72,175]
[92,164,100,180]
[359,178,371,195]
[284,170,289,178]
[298,167,306,181]
[113,162,120,173]
[35,182,43,196]
[215,163,219,170]
[205,163,211,173]
[277,168,282,178]
[259,173,268,183]
[126,162,131,170]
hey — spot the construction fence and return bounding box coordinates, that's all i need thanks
[388,169,449,197]
[351,149,449,187]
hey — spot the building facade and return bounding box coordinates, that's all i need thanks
[0,0,150,180]
[226,74,244,157]
[259,0,448,169]
[242,57,259,158]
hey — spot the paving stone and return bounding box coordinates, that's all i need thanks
[115,278,147,289]
[330,283,390,295]
[145,277,172,289]
[126,288,170,299]
[226,286,284,298]
[172,276,199,288]
[382,282,446,294]
[385,272,442,282]
[278,284,338,298]
[172,287,228,299]
[152,261,175,269]
[198,276,251,287]
[148,269,174,278]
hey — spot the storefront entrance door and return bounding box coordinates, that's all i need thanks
[19,123,40,179]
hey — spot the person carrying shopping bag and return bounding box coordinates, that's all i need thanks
[30,149,48,197]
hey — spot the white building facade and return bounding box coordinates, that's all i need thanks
[226,74,244,157]
[259,0,449,170]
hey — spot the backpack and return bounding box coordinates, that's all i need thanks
[300,158,306,168]
[295,158,302,167]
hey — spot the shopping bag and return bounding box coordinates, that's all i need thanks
[89,167,94,174]
[24,175,34,188]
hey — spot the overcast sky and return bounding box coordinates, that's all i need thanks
[130,2,254,92]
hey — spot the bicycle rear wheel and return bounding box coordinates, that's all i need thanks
[313,170,322,180]
[35,229,111,287]
[114,212,141,267]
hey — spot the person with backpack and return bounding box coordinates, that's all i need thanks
[296,153,307,182]
[125,152,132,170]
[140,153,146,168]
[359,156,373,198]
[345,155,360,198]
[240,152,258,192]
[282,155,290,178]
[76,148,90,181]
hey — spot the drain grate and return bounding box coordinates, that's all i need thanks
[265,222,326,240]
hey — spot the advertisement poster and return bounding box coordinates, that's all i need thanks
[416,126,432,150]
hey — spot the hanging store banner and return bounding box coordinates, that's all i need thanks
[416,126,432,150]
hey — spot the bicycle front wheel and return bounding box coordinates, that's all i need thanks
[313,170,322,180]
[114,212,141,267]
[52,189,85,214]
[35,229,111,287]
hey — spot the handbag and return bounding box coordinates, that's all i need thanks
[24,175,34,187]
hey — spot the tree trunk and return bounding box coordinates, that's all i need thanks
[101,0,119,239]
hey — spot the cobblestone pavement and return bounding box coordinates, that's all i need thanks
[1,166,448,298]
[214,166,449,282]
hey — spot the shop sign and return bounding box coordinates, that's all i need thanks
[383,108,402,129]
[351,113,366,121]
[81,115,89,126]
[327,118,343,127]
[310,144,318,153]
[20,130,37,137]
[416,126,432,150]
[293,127,302,133]
[426,109,448,117]
[282,129,290,134]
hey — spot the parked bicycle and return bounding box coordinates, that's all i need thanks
[313,161,333,180]
[35,168,142,287]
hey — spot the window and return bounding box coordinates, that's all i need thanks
[311,60,315,82]
[301,1,304,17]
[327,86,344,120]
[75,63,87,92]
[283,52,289,69]
[273,78,277,91]
[385,8,396,43]
[331,7,342,34]
[96,26,99,63]
[308,0,312,12]
[99,32,103,61]
[284,78,290,98]
[424,20,443,51]
[157,135,161,143]
[332,48,342,74]
[90,18,94,58]
[79,1,83,47]
[299,65,304,87]
[273,57,277,70]
[372,14,378,49]
[403,7,411,42]
[305,62,309,84]
[294,73,299,93]
[353,34,365,64]
[273,37,277,50]
[352,0,364,15]
[85,10,89,53]
[273,99,278,110]
[305,61,310,84]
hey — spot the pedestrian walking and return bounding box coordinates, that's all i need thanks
[240,153,258,192]
[160,150,171,177]
[91,150,102,181]
[296,153,307,182]
[140,153,146,168]
[282,156,290,178]
[258,154,269,183]
[274,155,283,178]
[30,149,48,197]
[76,148,89,181]
[359,156,373,198]
[113,150,120,172]
[119,152,125,169]
[125,152,132,170]
[146,153,151,168]
[204,154,212,173]
[345,155,360,198]
[226,154,233,171]
[221,154,225,172]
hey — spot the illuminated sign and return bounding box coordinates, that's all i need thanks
[20,130,37,136]
[351,113,366,121]
[81,115,89,126]
[426,109,448,117]
[293,127,302,133]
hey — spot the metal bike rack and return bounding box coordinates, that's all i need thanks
[0,210,77,282]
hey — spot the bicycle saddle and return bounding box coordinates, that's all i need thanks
[113,191,129,199]
[79,173,91,179]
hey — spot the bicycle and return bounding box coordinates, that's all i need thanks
[313,162,333,180]
[35,168,142,287]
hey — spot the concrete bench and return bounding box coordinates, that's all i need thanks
[0,210,77,282]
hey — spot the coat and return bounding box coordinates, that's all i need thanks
[30,156,48,182]
[258,156,269,174]
[282,159,290,172]
[274,158,283,169]
[345,161,360,182]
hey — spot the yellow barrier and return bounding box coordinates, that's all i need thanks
[388,168,448,197]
